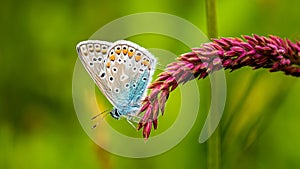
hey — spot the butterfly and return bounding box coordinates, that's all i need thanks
[76,40,157,124]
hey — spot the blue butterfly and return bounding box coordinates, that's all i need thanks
[76,40,156,123]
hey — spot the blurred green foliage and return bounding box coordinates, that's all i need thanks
[1,0,300,169]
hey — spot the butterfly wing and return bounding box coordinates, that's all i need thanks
[103,40,156,111]
[76,40,116,105]
[76,40,156,115]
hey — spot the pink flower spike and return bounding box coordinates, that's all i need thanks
[137,122,143,130]
[139,101,150,114]
[138,35,300,139]
[231,46,245,53]
[143,121,152,139]
[153,119,158,130]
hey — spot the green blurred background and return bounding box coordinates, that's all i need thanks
[1,0,300,169]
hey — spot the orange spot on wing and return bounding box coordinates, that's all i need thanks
[102,49,107,54]
[128,51,134,58]
[109,55,115,61]
[106,62,110,68]
[115,50,121,54]
[122,49,128,55]
[135,55,142,62]
[142,60,150,66]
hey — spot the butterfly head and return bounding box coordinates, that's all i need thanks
[110,108,121,119]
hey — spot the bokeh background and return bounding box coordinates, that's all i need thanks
[1,0,300,169]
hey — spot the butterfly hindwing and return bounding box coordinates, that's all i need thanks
[104,40,156,110]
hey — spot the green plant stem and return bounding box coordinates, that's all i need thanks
[205,0,218,38]
[208,126,220,169]
[205,0,220,169]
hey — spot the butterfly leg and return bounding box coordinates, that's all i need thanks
[125,113,143,130]
[126,118,137,130]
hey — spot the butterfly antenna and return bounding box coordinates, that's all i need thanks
[91,114,101,120]
[91,109,110,129]
[92,121,100,129]
[90,109,110,120]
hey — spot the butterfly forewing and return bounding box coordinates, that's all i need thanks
[76,40,116,105]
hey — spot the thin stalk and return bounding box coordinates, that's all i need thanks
[205,0,218,38]
[207,126,220,169]
[205,0,220,169]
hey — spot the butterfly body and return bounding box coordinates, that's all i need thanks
[76,40,156,120]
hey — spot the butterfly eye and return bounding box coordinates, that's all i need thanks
[125,83,129,88]
[132,67,137,72]
[142,77,147,81]
[132,83,136,88]
[93,57,97,61]
[89,62,94,66]
[114,88,120,93]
